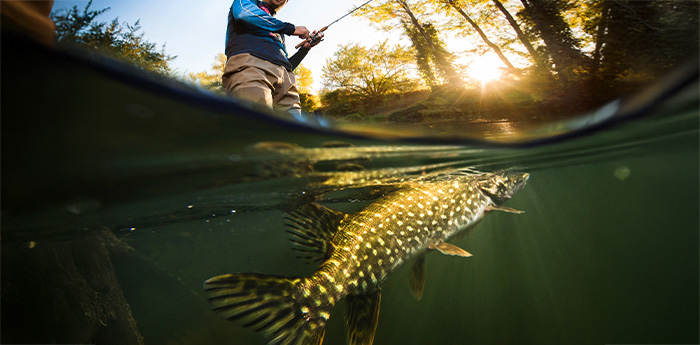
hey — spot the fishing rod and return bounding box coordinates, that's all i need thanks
[295,0,375,49]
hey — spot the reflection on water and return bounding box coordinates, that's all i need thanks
[1,30,699,345]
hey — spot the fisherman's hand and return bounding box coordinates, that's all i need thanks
[302,30,324,49]
[293,26,310,39]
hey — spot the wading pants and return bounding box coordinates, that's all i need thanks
[222,53,302,117]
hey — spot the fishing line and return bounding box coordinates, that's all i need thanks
[295,0,376,49]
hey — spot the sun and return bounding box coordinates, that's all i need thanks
[467,56,503,84]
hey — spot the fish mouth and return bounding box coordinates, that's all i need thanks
[500,172,529,198]
[512,172,529,193]
[478,171,529,204]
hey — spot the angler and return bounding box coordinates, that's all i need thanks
[205,170,529,345]
[222,0,324,117]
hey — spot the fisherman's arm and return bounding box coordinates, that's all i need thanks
[289,47,309,71]
[289,31,324,70]
[231,0,309,38]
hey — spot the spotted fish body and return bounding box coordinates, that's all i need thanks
[205,171,529,345]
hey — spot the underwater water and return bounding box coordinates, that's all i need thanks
[2,36,699,345]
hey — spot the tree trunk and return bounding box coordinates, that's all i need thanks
[519,0,588,81]
[403,21,438,87]
[1,228,144,345]
[395,0,462,85]
[491,0,547,70]
[591,0,612,77]
[447,0,518,73]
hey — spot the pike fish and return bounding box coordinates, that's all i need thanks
[204,170,529,345]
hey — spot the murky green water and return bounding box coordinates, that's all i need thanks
[2,36,698,345]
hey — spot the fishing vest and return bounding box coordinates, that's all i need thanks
[225,0,297,71]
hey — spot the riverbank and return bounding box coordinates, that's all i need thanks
[317,79,618,126]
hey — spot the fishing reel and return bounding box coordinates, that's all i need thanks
[296,30,325,49]
[308,32,325,46]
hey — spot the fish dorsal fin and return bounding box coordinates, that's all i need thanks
[429,242,473,257]
[285,203,347,263]
[408,254,426,300]
[485,204,525,214]
[345,290,382,345]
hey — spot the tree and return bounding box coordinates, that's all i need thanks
[404,22,443,87]
[50,0,176,75]
[356,0,463,86]
[585,0,609,77]
[294,64,314,94]
[594,1,699,83]
[299,93,320,113]
[187,53,227,94]
[294,64,320,112]
[395,0,463,85]
[321,41,421,99]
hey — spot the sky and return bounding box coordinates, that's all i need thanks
[51,0,406,92]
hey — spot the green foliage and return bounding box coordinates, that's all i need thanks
[299,92,320,113]
[294,64,321,112]
[319,88,361,115]
[320,41,426,119]
[321,41,421,99]
[385,81,542,123]
[50,0,175,75]
[344,110,368,122]
[294,64,314,94]
[354,0,410,32]
[318,0,698,123]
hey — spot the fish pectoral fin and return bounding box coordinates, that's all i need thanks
[408,255,426,300]
[486,204,525,214]
[285,203,347,264]
[429,242,473,257]
[345,290,381,345]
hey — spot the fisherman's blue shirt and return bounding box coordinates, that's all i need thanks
[226,0,309,71]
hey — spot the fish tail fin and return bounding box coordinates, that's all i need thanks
[204,273,327,345]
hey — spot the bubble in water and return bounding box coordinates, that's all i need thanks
[614,166,631,181]
[65,199,102,215]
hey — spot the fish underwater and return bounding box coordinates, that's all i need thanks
[204,170,529,345]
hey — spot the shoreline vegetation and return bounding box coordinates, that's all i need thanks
[317,79,619,125]
[51,1,698,126]
[310,0,698,124]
